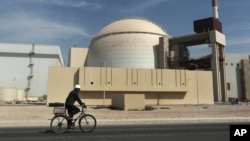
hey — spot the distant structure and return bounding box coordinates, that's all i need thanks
[0,43,64,103]
[225,54,250,100]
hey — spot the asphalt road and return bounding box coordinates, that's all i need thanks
[0,123,233,141]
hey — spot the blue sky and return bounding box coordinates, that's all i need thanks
[0,0,249,65]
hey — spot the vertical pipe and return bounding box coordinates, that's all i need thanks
[212,0,219,19]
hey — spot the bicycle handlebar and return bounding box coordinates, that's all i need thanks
[81,105,87,113]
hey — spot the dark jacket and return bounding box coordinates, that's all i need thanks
[65,89,83,106]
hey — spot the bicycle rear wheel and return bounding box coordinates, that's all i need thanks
[50,115,68,134]
[79,114,96,133]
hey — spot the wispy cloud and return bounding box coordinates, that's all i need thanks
[227,37,250,46]
[122,0,172,13]
[28,0,91,7]
[222,22,250,46]
[225,23,250,33]
[0,12,89,44]
[0,0,102,9]
[32,0,102,10]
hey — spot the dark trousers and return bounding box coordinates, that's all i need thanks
[65,104,80,118]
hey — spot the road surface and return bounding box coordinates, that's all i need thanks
[0,123,233,141]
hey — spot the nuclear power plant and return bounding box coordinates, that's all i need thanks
[47,0,228,108]
[0,0,249,107]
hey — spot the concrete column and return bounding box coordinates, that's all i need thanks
[219,44,227,101]
[211,42,221,101]
[210,30,226,102]
[211,42,227,102]
[159,37,169,69]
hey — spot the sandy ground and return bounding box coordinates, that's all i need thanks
[0,103,250,127]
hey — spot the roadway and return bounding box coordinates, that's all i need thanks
[0,123,234,141]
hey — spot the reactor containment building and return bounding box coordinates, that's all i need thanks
[47,17,226,108]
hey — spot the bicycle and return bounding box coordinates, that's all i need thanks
[50,106,97,134]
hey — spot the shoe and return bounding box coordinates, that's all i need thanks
[67,122,75,129]
[67,118,73,129]
[68,125,74,129]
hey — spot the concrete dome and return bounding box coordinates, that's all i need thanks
[95,18,168,37]
[86,18,168,68]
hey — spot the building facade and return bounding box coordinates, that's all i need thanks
[48,18,214,106]
[225,54,250,100]
[0,43,64,100]
[241,56,250,100]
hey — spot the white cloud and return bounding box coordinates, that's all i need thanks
[20,0,102,9]
[0,12,89,44]
[125,0,171,13]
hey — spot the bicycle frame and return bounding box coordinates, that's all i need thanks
[70,107,86,125]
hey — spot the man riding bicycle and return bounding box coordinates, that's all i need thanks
[65,84,86,127]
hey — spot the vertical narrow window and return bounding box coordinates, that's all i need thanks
[227,83,231,91]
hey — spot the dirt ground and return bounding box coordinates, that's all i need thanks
[1,103,250,121]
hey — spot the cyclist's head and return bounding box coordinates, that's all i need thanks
[74,84,81,91]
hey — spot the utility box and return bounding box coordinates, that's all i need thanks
[194,17,222,33]
[112,94,145,111]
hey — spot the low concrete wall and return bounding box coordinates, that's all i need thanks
[112,94,145,111]
[47,67,214,105]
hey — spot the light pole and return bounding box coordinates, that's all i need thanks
[102,60,106,106]
[191,63,199,104]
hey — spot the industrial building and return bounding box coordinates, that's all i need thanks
[187,53,250,102]
[47,16,223,107]
[225,54,250,100]
[47,0,250,108]
[1,0,249,108]
[0,43,64,103]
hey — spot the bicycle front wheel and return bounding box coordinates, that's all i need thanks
[50,115,68,134]
[79,114,96,133]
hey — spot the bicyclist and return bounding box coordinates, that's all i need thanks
[65,84,86,127]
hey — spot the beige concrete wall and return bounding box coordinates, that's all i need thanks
[68,48,88,67]
[47,67,79,104]
[111,94,125,109]
[183,71,214,105]
[112,94,145,110]
[47,67,214,105]
[78,67,187,92]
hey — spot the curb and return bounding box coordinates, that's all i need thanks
[1,117,250,127]
[97,117,250,125]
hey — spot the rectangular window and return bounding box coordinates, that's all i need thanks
[227,83,231,91]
